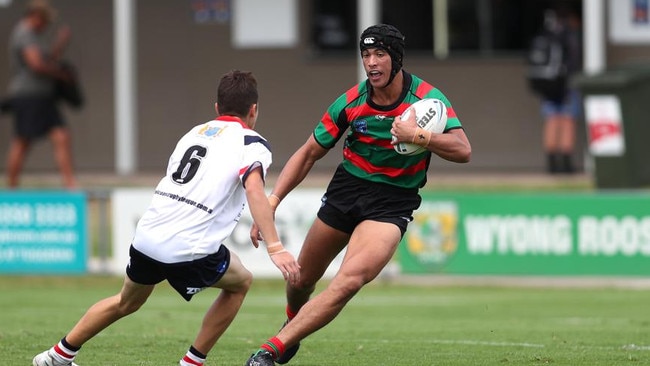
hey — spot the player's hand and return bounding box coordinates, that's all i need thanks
[249,195,278,248]
[249,221,262,248]
[269,250,301,285]
[391,107,417,144]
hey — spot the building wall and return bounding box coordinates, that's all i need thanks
[0,0,649,177]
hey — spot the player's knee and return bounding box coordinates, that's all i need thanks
[240,269,253,292]
[228,267,253,294]
[290,275,318,294]
[332,275,365,302]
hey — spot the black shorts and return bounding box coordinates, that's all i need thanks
[126,245,230,301]
[11,95,65,139]
[317,165,421,237]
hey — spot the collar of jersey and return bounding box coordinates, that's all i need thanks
[216,115,249,129]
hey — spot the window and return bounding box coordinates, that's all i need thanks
[310,0,357,54]
[309,0,581,58]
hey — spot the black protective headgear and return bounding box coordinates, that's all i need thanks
[359,24,405,87]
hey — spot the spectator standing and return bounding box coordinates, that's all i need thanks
[530,4,583,174]
[5,0,77,188]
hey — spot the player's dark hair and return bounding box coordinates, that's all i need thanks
[359,24,405,87]
[217,70,258,118]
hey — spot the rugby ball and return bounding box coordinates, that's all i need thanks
[394,98,448,155]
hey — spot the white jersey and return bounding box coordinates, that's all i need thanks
[132,116,271,263]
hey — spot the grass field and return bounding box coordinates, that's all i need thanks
[3,275,650,366]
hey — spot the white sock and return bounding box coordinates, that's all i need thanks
[50,340,78,364]
[180,346,206,366]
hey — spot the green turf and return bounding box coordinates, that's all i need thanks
[3,275,649,366]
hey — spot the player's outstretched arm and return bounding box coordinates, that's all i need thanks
[271,135,329,201]
[244,167,301,283]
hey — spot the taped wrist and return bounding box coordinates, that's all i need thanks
[268,194,281,210]
[412,127,431,147]
[266,241,286,256]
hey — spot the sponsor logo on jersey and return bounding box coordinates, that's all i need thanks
[375,115,387,120]
[198,124,226,138]
[352,119,368,134]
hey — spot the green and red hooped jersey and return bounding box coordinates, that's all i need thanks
[313,71,463,190]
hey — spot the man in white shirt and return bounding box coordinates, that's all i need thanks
[32,70,300,366]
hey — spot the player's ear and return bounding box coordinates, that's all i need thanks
[214,102,219,115]
[249,103,258,119]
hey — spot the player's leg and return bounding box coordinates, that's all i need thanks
[279,220,400,346]
[188,251,252,356]
[247,220,400,365]
[33,277,155,366]
[66,276,154,346]
[269,218,350,364]
[49,126,77,189]
[287,217,350,315]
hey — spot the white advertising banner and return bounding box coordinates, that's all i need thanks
[110,188,154,274]
[584,95,626,157]
[111,188,343,278]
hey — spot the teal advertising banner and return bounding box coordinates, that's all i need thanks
[399,192,650,275]
[0,191,87,274]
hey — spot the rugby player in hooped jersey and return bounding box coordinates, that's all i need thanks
[245,24,471,365]
[32,70,300,366]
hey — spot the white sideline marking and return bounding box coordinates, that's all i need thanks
[385,339,545,348]
[622,344,650,351]
[312,338,650,352]
[308,337,544,348]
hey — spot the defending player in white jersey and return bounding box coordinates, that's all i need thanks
[32,70,300,366]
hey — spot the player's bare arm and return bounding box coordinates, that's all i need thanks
[249,136,327,262]
[248,136,327,271]
[427,129,472,163]
[245,167,301,283]
[270,135,329,200]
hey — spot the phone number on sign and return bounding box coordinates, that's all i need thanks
[0,203,78,227]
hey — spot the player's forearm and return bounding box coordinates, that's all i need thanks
[272,136,327,200]
[247,187,280,244]
[272,158,313,200]
[426,130,472,163]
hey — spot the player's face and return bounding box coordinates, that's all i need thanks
[361,48,391,88]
